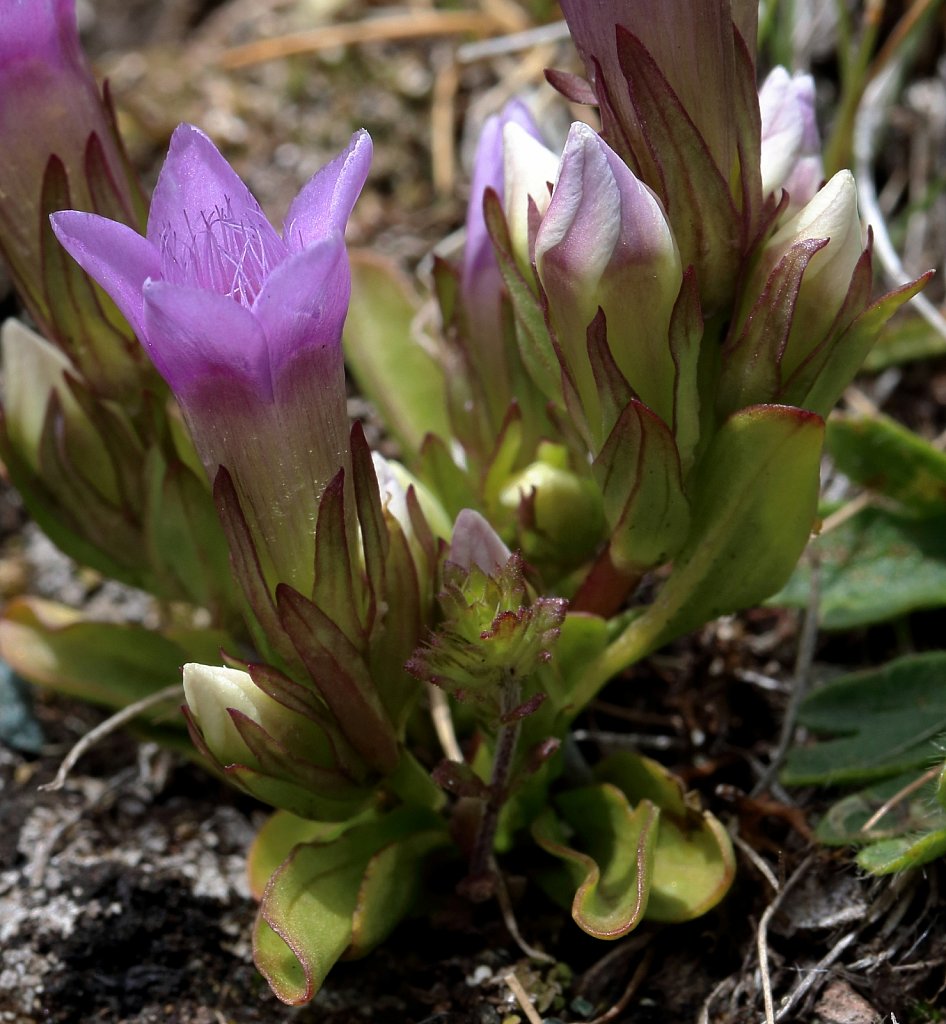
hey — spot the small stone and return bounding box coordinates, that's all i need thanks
[814,980,881,1024]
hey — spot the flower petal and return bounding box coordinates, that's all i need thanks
[462,99,543,288]
[50,211,160,338]
[449,508,512,575]
[251,233,349,384]
[142,280,271,401]
[282,130,372,253]
[147,124,280,259]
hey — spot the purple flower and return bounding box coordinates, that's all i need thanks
[51,124,372,593]
[462,99,544,304]
[0,0,145,386]
[759,67,823,211]
[457,101,549,428]
[535,123,681,436]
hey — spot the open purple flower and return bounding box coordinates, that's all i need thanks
[52,124,372,593]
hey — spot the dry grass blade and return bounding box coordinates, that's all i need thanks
[860,763,942,833]
[219,11,504,69]
[39,684,184,793]
[855,64,946,342]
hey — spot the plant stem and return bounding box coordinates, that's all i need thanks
[464,677,522,898]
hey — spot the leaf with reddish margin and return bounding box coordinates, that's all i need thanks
[667,267,703,472]
[376,521,424,726]
[227,762,373,823]
[593,752,735,922]
[40,156,138,395]
[213,466,298,669]
[532,785,658,939]
[644,403,824,648]
[227,709,369,801]
[801,271,933,417]
[593,399,689,573]
[350,421,387,633]
[483,190,561,404]
[586,309,633,443]
[313,469,363,647]
[544,67,597,106]
[253,808,447,1005]
[719,237,829,417]
[277,585,399,776]
[248,810,372,901]
[613,27,742,313]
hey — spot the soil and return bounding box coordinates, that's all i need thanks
[2,2,946,1023]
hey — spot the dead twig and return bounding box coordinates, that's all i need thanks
[431,44,460,197]
[752,553,821,796]
[774,931,857,1021]
[756,855,816,1024]
[428,683,463,762]
[585,948,653,1024]
[854,64,946,344]
[39,684,184,793]
[493,860,554,964]
[504,970,544,1024]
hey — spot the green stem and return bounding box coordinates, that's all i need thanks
[570,598,676,712]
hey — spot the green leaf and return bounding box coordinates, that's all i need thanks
[815,770,946,847]
[864,312,946,371]
[277,585,400,776]
[773,508,946,629]
[0,595,226,710]
[253,808,447,1005]
[644,404,824,647]
[343,252,450,458]
[594,399,690,573]
[532,759,735,937]
[143,447,233,612]
[247,810,377,900]
[827,412,946,517]
[801,272,931,417]
[593,752,735,922]
[531,785,658,939]
[783,652,946,786]
[483,191,561,404]
[542,612,609,711]
[856,829,946,875]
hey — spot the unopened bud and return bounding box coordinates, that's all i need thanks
[535,123,682,432]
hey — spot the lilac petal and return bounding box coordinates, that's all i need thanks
[282,130,372,253]
[449,509,511,575]
[252,233,349,383]
[50,211,160,338]
[142,280,271,401]
[462,100,543,289]
[147,124,280,256]
[0,0,76,68]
